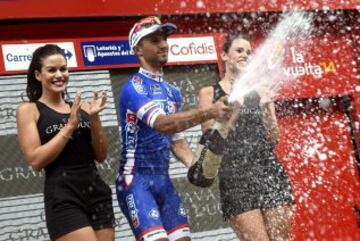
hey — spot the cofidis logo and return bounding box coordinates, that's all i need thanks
[167,36,217,63]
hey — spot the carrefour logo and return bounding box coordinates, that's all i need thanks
[1,42,77,71]
[5,49,73,63]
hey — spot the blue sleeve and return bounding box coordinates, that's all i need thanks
[172,85,183,113]
[170,85,186,141]
[121,76,165,127]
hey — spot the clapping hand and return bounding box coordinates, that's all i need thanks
[88,91,107,116]
[67,92,82,130]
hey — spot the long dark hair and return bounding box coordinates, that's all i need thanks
[222,34,252,54]
[26,44,67,102]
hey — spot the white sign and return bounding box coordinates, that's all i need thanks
[167,36,217,63]
[2,42,77,71]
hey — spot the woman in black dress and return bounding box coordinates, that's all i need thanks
[16,44,115,241]
[198,35,294,241]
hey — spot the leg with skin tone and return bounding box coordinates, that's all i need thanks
[56,227,99,241]
[229,209,270,241]
[262,206,292,241]
[95,228,115,241]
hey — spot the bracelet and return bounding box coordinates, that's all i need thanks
[60,132,72,140]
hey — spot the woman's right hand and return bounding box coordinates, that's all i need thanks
[257,86,277,106]
[67,92,82,131]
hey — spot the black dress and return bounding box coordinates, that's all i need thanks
[35,101,115,240]
[212,83,294,220]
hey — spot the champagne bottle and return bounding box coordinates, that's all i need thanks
[187,121,229,187]
[187,90,260,188]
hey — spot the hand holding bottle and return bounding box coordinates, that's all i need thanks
[211,96,233,122]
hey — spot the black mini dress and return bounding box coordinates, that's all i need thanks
[211,83,294,220]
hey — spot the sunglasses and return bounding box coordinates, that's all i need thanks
[134,16,162,32]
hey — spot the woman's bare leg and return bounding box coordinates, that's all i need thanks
[262,205,292,241]
[95,227,115,241]
[56,226,98,241]
[229,209,270,241]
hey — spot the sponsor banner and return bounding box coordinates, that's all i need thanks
[0,35,220,74]
[80,37,218,66]
[168,36,217,62]
[271,35,355,99]
[1,42,77,71]
[270,44,337,80]
[81,40,138,66]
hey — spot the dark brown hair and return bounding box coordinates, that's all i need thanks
[222,34,252,54]
[26,44,67,101]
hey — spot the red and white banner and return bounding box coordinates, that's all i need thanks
[0,35,220,75]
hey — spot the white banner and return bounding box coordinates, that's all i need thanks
[168,36,217,63]
[2,42,77,71]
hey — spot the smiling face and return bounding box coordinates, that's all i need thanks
[134,30,169,67]
[222,38,252,74]
[35,54,69,95]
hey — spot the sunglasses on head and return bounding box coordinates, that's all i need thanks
[134,16,162,32]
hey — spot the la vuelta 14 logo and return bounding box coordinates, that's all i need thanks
[268,45,337,79]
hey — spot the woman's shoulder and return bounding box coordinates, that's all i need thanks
[17,101,37,113]
[16,102,39,120]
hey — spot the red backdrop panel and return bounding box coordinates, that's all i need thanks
[0,0,358,20]
[276,99,360,240]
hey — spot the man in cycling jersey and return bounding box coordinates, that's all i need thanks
[116,16,232,241]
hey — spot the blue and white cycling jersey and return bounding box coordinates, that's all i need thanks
[119,67,183,175]
[117,68,190,240]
